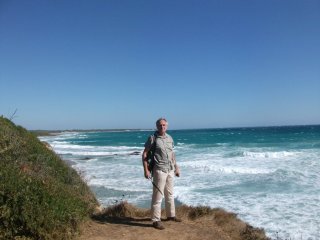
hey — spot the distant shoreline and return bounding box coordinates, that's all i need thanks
[31,129,154,136]
[31,124,320,136]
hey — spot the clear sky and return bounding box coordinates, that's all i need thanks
[1,0,319,130]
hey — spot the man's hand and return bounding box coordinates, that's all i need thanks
[175,166,180,177]
[144,169,151,179]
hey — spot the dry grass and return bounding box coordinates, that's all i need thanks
[97,201,149,218]
[176,205,268,240]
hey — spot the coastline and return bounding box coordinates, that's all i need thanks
[36,130,270,239]
[31,129,154,136]
[0,116,271,239]
[36,126,320,239]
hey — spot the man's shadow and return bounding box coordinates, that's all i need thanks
[91,201,154,228]
[91,214,153,228]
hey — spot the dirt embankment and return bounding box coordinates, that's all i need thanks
[78,202,270,240]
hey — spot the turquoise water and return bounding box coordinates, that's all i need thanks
[40,125,320,239]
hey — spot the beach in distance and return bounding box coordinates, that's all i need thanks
[40,125,320,239]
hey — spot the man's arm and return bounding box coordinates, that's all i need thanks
[142,147,151,179]
[173,152,180,177]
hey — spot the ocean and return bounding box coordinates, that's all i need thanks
[39,125,320,239]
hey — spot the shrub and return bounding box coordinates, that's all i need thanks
[0,117,98,239]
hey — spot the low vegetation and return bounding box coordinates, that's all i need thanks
[0,116,98,239]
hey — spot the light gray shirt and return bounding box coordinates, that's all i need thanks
[144,132,175,172]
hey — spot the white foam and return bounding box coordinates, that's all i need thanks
[242,151,299,158]
[52,142,139,151]
[47,141,142,156]
[218,166,271,174]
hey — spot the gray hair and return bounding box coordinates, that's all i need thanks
[156,117,168,127]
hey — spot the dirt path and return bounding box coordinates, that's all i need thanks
[78,216,232,240]
[77,202,268,240]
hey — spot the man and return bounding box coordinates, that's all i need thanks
[142,118,181,230]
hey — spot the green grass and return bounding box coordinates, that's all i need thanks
[0,117,98,239]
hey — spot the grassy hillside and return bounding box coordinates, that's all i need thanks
[0,117,98,239]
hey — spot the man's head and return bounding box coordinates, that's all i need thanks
[156,118,168,135]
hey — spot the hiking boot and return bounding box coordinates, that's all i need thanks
[153,221,165,230]
[167,217,182,222]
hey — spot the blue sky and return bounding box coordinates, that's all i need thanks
[1,0,319,130]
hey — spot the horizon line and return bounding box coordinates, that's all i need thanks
[29,123,320,133]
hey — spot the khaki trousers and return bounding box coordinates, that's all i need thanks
[151,169,175,222]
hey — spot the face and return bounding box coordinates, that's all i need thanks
[157,120,168,135]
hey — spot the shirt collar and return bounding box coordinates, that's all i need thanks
[154,131,167,138]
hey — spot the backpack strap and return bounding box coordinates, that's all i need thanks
[150,133,157,152]
[147,132,157,172]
